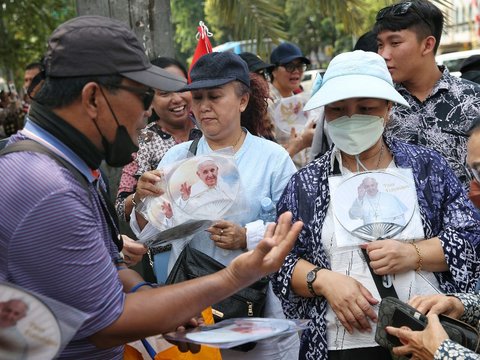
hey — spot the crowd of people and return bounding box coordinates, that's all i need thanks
[1,1,480,360]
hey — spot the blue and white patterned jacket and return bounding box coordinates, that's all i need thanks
[435,293,480,359]
[271,137,480,360]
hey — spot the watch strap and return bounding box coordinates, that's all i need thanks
[307,266,322,297]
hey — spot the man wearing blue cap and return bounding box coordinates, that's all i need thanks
[0,15,302,359]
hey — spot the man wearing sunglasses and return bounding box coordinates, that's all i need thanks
[374,0,480,190]
[269,42,317,167]
[0,16,303,359]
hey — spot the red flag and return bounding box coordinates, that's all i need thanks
[473,0,480,37]
[188,21,213,83]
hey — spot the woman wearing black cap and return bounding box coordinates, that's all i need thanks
[133,52,300,359]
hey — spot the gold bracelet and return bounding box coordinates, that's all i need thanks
[410,242,423,272]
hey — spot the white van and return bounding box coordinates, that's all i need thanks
[435,49,480,77]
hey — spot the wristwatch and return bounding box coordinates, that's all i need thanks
[306,266,322,297]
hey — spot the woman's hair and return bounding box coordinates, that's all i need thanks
[150,57,188,78]
[236,73,274,139]
[149,57,188,122]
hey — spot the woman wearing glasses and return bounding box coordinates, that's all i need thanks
[268,42,317,167]
[271,50,480,360]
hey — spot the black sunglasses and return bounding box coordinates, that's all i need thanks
[376,2,413,21]
[281,63,307,73]
[104,83,155,110]
[376,1,433,33]
[255,69,270,80]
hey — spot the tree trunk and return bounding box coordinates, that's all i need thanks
[75,2,175,258]
[75,0,175,59]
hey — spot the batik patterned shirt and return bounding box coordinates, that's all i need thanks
[385,67,480,189]
[434,293,480,360]
[271,137,480,360]
[115,123,200,221]
[135,122,177,176]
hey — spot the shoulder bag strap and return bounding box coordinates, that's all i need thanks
[0,140,123,251]
[361,248,398,299]
[0,140,89,189]
[188,137,201,156]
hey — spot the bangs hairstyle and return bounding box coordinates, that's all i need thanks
[151,57,188,79]
[373,0,443,54]
[149,57,188,123]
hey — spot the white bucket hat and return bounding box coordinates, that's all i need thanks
[304,50,410,111]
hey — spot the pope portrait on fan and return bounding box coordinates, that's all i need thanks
[0,299,29,360]
[349,176,408,226]
[176,158,235,217]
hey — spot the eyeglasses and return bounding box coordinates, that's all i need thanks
[103,83,155,111]
[376,1,433,34]
[281,63,307,73]
[255,69,270,80]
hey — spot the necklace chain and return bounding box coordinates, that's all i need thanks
[375,142,385,169]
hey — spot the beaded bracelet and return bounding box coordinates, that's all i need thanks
[410,242,423,272]
[130,281,155,293]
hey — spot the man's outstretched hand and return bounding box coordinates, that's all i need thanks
[226,211,303,288]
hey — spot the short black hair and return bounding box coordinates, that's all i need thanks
[354,31,378,52]
[34,75,123,109]
[373,0,443,54]
[148,57,188,123]
[151,57,188,79]
[25,62,43,71]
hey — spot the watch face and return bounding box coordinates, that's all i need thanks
[306,271,316,282]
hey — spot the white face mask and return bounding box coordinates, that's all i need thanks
[326,114,385,155]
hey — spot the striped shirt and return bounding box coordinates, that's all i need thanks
[0,121,125,359]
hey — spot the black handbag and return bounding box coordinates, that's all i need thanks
[375,296,480,358]
[165,245,269,323]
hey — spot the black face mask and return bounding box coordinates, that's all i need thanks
[97,87,139,167]
[101,124,138,167]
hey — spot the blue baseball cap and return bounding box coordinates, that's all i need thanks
[304,50,409,111]
[238,52,274,73]
[270,42,311,65]
[182,52,250,91]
